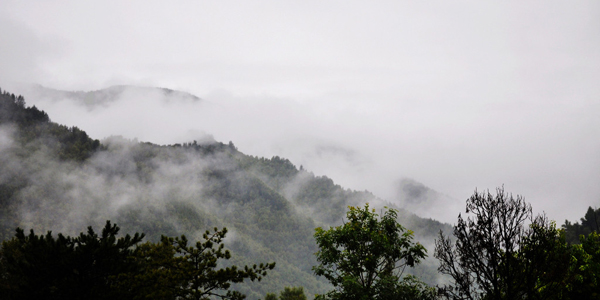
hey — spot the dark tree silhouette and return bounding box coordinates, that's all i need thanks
[435,187,570,300]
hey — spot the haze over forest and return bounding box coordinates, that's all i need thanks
[1,1,600,224]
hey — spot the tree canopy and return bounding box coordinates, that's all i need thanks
[0,222,274,300]
[563,206,600,244]
[0,221,143,300]
[435,187,598,300]
[118,227,276,300]
[264,286,308,300]
[312,204,435,300]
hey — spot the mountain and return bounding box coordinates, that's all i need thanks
[24,84,201,110]
[0,87,451,299]
[394,178,462,224]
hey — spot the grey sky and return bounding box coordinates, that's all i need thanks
[1,1,599,223]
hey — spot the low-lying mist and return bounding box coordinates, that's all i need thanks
[17,84,600,224]
[0,101,453,294]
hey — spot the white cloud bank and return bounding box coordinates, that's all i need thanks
[1,0,599,223]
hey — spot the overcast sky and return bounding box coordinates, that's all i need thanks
[1,1,599,223]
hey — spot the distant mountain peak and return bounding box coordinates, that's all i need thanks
[27,84,201,110]
[394,178,462,224]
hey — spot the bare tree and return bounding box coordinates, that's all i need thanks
[434,187,569,300]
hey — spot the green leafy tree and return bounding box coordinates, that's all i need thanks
[118,227,276,300]
[563,231,600,299]
[561,206,600,299]
[312,204,435,300]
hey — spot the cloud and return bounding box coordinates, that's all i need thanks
[2,1,600,223]
[0,16,54,88]
[16,77,600,225]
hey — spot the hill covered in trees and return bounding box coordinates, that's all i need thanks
[1,87,598,299]
[0,88,451,298]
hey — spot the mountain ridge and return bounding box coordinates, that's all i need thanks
[25,84,201,110]
[0,87,451,298]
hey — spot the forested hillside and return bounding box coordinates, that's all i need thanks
[1,87,599,299]
[0,88,450,298]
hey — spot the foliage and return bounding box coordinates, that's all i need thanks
[264,286,308,300]
[435,187,572,300]
[561,205,600,299]
[563,231,600,299]
[0,89,101,162]
[562,206,600,244]
[279,286,308,300]
[264,293,278,300]
[0,221,144,300]
[118,227,276,300]
[0,222,274,300]
[313,204,434,300]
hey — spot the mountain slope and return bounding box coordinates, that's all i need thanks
[0,87,451,298]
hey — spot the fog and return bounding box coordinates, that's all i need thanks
[1,1,599,224]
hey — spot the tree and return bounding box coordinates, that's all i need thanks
[117,227,276,300]
[279,286,307,300]
[264,293,278,300]
[566,231,600,299]
[312,204,435,300]
[563,206,600,244]
[0,221,144,300]
[1,223,274,300]
[263,286,308,300]
[435,187,570,300]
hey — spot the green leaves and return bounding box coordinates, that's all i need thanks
[436,187,600,300]
[117,227,276,300]
[564,232,600,299]
[0,223,275,300]
[263,286,307,300]
[0,221,144,300]
[313,204,432,300]
[563,206,600,244]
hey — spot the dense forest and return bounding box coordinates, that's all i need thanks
[0,88,598,299]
